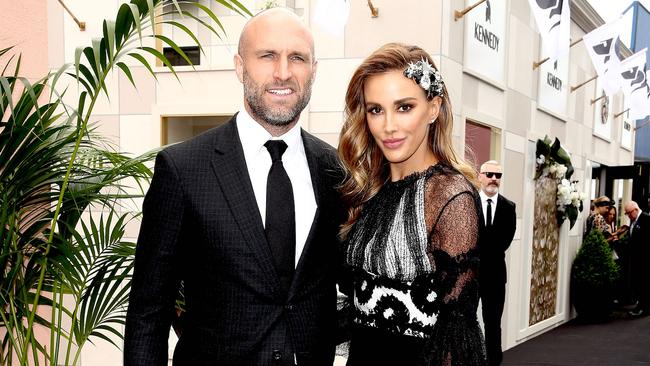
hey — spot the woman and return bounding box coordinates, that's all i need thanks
[338,43,486,365]
[604,205,628,241]
[605,206,617,234]
[585,196,612,235]
[604,204,632,305]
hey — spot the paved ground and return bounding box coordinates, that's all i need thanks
[503,311,650,366]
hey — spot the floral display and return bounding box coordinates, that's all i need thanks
[535,136,585,229]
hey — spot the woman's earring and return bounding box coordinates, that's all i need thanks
[429,118,436,125]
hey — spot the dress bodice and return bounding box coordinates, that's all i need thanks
[345,164,481,339]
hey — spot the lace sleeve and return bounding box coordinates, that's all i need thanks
[420,187,487,366]
[427,190,480,308]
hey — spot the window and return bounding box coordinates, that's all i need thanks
[163,46,200,66]
[464,120,501,170]
[162,115,231,145]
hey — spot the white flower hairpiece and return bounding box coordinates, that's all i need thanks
[404,58,444,99]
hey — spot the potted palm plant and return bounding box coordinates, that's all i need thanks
[1,1,250,364]
[570,229,620,322]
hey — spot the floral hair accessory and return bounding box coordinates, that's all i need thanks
[403,58,444,99]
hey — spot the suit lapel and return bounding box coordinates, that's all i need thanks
[302,131,323,207]
[210,118,282,293]
[492,195,506,228]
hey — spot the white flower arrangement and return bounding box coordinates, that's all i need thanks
[541,162,569,180]
[556,178,586,215]
[535,136,585,229]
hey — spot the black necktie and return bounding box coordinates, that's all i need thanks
[264,140,295,292]
[486,198,493,227]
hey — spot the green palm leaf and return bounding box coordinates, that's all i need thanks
[2,0,252,363]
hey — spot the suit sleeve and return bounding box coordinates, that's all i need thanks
[502,200,516,252]
[124,150,185,365]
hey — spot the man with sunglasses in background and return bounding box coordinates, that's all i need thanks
[477,160,517,366]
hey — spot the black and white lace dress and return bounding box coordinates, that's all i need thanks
[344,164,487,365]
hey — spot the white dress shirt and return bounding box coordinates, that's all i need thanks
[479,190,499,226]
[236,109,317,267]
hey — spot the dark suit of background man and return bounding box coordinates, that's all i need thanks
[478,160,516,366]
[624,200,650,317]
[124,8,344,366]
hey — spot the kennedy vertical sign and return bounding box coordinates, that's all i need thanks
[463,0,507,86]
[621,98,633,150]
[537,37,569,119]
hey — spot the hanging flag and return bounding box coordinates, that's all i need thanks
[619,49,650,119]
[583,18,626,96]
[527,0,570,61]
[629,70,650,119]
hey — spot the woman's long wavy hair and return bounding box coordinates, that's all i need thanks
[338,43,477,238]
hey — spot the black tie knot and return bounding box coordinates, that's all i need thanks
[264,140,288,162]
[487,198,492,204]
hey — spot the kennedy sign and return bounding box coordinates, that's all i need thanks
[537,38,569,119]
[463,0,507,86]
[621,97,633,150]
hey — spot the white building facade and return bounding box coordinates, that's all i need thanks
[3,0,636,364]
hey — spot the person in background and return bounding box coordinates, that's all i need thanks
[124,8,344,365]
[477,160,516,366]
[605,206,617,234]
[624,201,650,317]
[605,205,631,306]
[604,205,628,243]
[585,196,612,235]
[337,43,486,365]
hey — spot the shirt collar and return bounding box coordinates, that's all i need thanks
[236,108,303,157]
[479,190,499,203]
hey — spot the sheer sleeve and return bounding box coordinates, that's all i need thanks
[420,187,487,366]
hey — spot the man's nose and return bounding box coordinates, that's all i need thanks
[273,57,292,81]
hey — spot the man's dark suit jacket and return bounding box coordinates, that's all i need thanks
[124,117,344,366]
[479,194,516,287]
[630,212,650,305]
[630,212,650,255]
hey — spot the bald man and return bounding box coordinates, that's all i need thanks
[477,160,516,366]
[125,8,345,365]
[624,201,650,317]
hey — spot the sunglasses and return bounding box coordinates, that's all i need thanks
[482,172,502,179]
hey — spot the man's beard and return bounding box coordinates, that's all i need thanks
[243,72,314,126]
[484,183,499,195]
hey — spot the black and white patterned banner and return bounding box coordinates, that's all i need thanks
[527,0,570,61]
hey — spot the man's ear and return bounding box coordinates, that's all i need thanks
[234,54,244,83]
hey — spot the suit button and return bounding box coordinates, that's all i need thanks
[272,349,282,361]
[285,304,294,311]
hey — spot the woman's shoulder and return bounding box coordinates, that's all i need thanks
[425,163,477,199]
